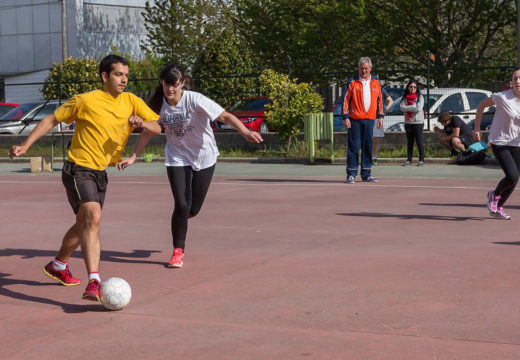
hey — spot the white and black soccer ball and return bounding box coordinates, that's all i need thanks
[100,277,132,310]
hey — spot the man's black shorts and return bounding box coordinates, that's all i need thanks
[459,135,474,148]
[62,161,108,214]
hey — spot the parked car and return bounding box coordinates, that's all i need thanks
[383,88,491,131]
[214,97,272,133]
[0,102,19,117]
[385,122,405,133]
[0,101,73,135]
[331,96,346,132]
[384,87,405,101]
[468,106,495,130]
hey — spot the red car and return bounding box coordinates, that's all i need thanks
[0,102,20,117]
[214,97,272,133]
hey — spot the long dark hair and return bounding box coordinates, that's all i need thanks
[403,79,421,98]
[147,64,189,114]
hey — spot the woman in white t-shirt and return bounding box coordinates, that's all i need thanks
[148,64,263,267]
[474,66,520,220]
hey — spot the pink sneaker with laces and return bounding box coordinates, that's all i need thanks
[490,207,511,220]
[82,279,101,301]
[168,248,184,268]
[487,191,500,213]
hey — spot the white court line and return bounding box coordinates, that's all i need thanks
[0,179,498,191]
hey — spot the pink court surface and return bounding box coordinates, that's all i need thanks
[1,162,520,359]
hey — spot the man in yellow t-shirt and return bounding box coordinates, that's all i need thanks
[9,54,160,302]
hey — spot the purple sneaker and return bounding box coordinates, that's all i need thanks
[487,191,500,213]
[490,207,510,220]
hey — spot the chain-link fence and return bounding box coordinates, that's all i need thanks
[1,53,517,134]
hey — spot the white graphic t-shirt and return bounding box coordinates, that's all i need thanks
[489,90,520,147]
[159,91,223,170]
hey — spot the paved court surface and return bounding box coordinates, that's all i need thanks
[2,160,520,359]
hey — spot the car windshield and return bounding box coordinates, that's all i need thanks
[0,105,17,117]
[230,98,271,111]
[0,103,41,121]
[386,93,442,114]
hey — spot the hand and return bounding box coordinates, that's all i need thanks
[8,145,26,159]
[118,154,136,171]
[343,119,351,129]
[377,118,383,129]
[128,115,144,128]
[243,131,263,143]
[473,130,481,142]
[433,126,440,133]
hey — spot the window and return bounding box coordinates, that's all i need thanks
[466,92,489,109]
[26,103,57,122]
[440,93,464,113]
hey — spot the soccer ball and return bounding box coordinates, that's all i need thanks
[100,277,132,311]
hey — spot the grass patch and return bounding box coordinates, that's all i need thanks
[1,141,454,159]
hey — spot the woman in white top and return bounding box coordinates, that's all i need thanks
[148,64,263,267]
[474,66,520,220]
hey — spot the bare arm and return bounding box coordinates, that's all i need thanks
[118,116,161,170]
[473,97,494,141]
[385,96,394,111]
[216,111,263,143]
[8,114,59,158]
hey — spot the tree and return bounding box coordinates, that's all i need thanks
[42,58,99,100]
[142,0,235,70]
[193,29,260,107]
[235,0,368,85]
[365,0,516,86]
[259,69,323,144]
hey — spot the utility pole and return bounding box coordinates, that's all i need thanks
[517,0,520,65]
[61,0,68,60]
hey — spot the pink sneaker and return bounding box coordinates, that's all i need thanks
[487,191,500,213]
[168,248,184,268]
[490,207,511,220]
[43,261,81,286]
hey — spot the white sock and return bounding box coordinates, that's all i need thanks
[88,272,101,282]
[52,258,67,271]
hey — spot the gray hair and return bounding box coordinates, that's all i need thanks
[358,57,372,68]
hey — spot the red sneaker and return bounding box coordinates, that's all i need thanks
[43,261,81,286]
[82,279,101,301]
[168,248,184,268]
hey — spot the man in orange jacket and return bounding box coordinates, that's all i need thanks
[342,57,384,183]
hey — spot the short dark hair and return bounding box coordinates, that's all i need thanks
[98,54,129,83]
[438,111,452,124]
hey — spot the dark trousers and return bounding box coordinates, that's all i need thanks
[347,119,374,179]
[166,164,215,250]
[491,145,520,207]
[404,123,425,162]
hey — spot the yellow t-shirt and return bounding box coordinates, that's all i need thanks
[55,90,159,170]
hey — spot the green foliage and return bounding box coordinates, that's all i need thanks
[365,0,516,87]
[259,69,323,142]
[142,0,234,71]
[235,0,367,85]
[42,57,99,100]
[193,29,260,107]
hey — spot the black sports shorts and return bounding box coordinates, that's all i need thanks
[62,161,108,214]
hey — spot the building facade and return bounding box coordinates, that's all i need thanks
[0,0,152,103]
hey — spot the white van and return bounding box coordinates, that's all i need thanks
[383,88,491,132]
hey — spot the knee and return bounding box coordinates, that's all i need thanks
[174,201,191,218]
[81,208,102,230]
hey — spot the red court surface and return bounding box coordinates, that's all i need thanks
[2,171,520,359]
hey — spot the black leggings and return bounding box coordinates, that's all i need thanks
[167,164,215,250]
[491,145,520,207]
[404,123,425,162]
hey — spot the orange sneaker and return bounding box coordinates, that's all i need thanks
[82,279,101,301]
[168,248,184,268]
[43,261,81,286]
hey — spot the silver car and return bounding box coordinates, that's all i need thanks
[0,101,73,135]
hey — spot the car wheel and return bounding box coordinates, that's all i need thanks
[259,121,269,133]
